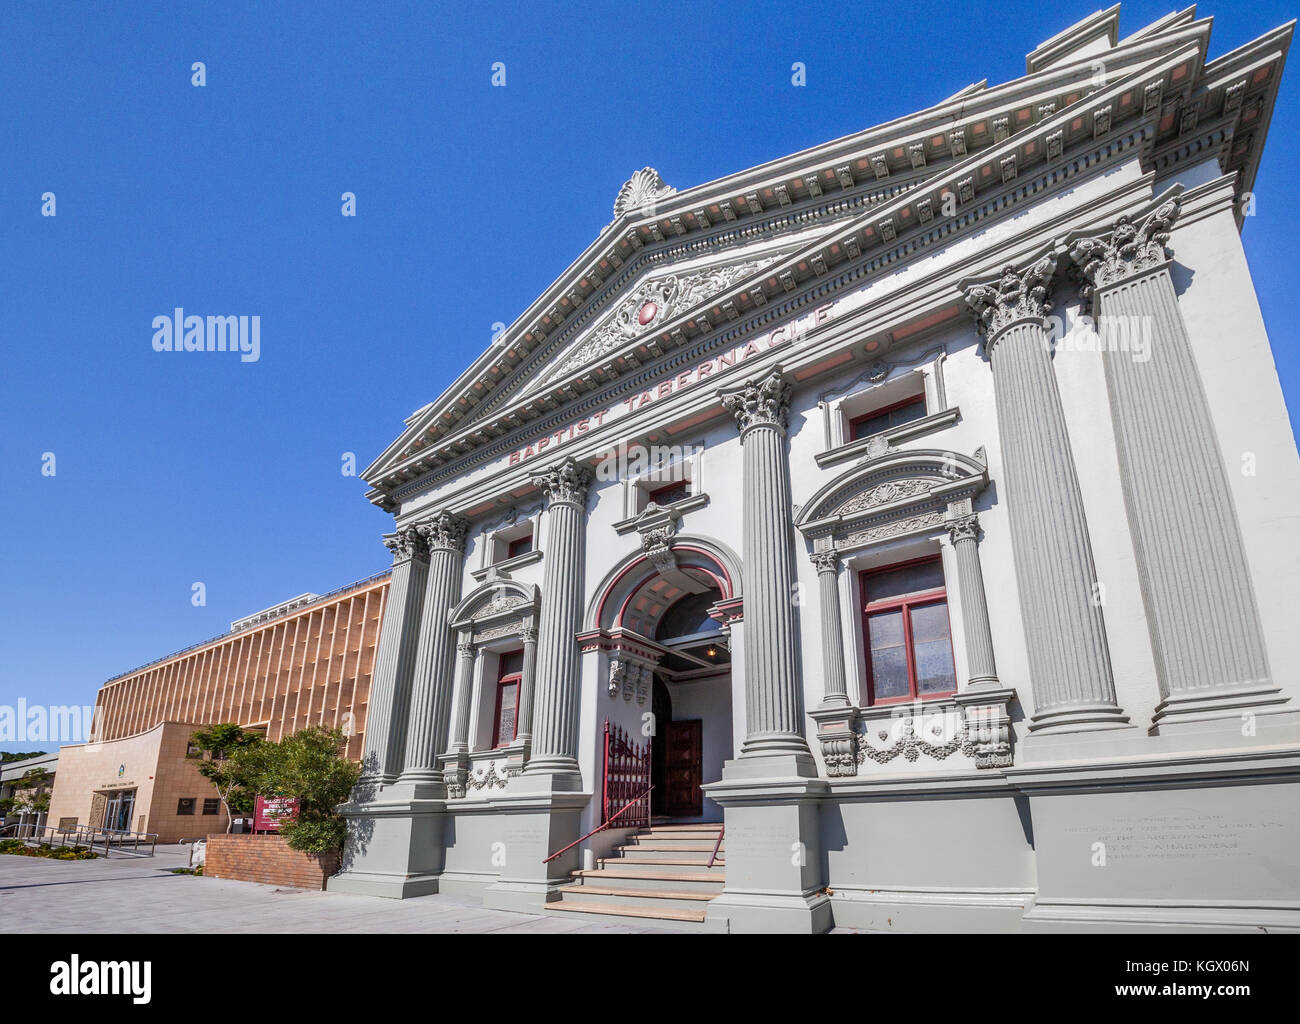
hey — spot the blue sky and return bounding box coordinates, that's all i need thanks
[2,1,1296,752]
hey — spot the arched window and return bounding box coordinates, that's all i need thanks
[655,590,723,643]
[654,590,728,673]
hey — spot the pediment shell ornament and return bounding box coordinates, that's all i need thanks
[612,167,677,220]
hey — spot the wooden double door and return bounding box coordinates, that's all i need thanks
[650,677,704,818]
[661,719,703,818]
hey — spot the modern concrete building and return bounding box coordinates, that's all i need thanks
[330,6,1300,932]
[46,572,388,842]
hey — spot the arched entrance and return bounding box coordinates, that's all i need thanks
[585,536,741,823]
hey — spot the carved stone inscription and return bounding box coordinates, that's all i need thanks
[1062,812,1278,862]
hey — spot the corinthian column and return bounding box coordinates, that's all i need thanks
[945,513,1000,691]
[965,258,1130,736]
[361,526,429,784]
[524,457,593,779]
[1070,199,1279,730]
[720,368,812,760]
[811,550,849,707]
[515,625,539,748]
[395,510,469,791]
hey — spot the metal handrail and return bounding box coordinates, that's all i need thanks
[0,821,158,857]
[542,785,654,864]
[707,824,725,869]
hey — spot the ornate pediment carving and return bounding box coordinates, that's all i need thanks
[833,477,932,516]
[539,255,783,386]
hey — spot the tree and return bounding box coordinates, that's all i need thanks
[190,724,262,833]
[12,767,53,816]
[244,726,360,854]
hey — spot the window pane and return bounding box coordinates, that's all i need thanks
[850,395,925,441]
[888,399,927,429]
[910,602,955,694]
[865,560,945,603]
[499,650,524,677]
[867,610,909,700]
[496,682,518,745]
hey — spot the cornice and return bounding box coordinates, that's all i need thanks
[388,176,1165,533]
[378,56,1184,507]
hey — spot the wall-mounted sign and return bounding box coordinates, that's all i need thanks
[506,302,838,468]
[253,795,299,832]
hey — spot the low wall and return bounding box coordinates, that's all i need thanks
[205,834,340,890]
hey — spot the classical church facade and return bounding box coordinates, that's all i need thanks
[329,6,1300,932]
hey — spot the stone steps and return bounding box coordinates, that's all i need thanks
[543,822,725,929]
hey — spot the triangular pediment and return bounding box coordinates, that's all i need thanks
[364,6,1291,503]
[515,245,798,399]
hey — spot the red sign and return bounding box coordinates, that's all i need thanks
[253,795,299,832]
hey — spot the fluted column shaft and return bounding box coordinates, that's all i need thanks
[516,626,539,745]
[448,641,477,753]
[966,259,1129,735]
[526,458,592,776]
[399,511,469,783]
[361,527,428,783]
[812,551,849,706]
[947,515,1000,690]
[1072,204,1272,723]
[721,369,811,758]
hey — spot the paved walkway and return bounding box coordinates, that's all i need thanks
[0,845,681,933]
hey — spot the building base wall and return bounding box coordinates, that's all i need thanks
[327,792,447,899]
[322,750,1300,933]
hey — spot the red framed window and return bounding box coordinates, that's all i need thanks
[859,556,956,705]
[646,479,690,507]
[849,393,926,442]
[506,532,533,560]
[492,650,525,748]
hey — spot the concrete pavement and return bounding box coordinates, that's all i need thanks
[0,844,683,933]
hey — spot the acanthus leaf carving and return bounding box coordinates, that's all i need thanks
[1068,197,1181,305]
[963,254,1059,340]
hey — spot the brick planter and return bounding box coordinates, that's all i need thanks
[204,834,341,890]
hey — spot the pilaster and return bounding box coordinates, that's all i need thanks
[394,510,469,797]
[964,256,1133,747]
[362,526,429,785]
[1070,199,1296,742]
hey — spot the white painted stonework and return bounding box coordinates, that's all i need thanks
[329,6,1300,932]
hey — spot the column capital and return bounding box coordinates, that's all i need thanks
[520,625,539,645]
[530,457,593,508]
[810,549,841,574]
[962,252,1060,343]
[719,367,793,435]
[456,639,477,660]
[1068,196,1181,303]
[384,525,427,565]
[417,509,470,554]
[946,513,981,545]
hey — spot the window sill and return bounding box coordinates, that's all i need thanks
[471,548,543,582]
[816,406,961,469]
[613,491,710,535]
